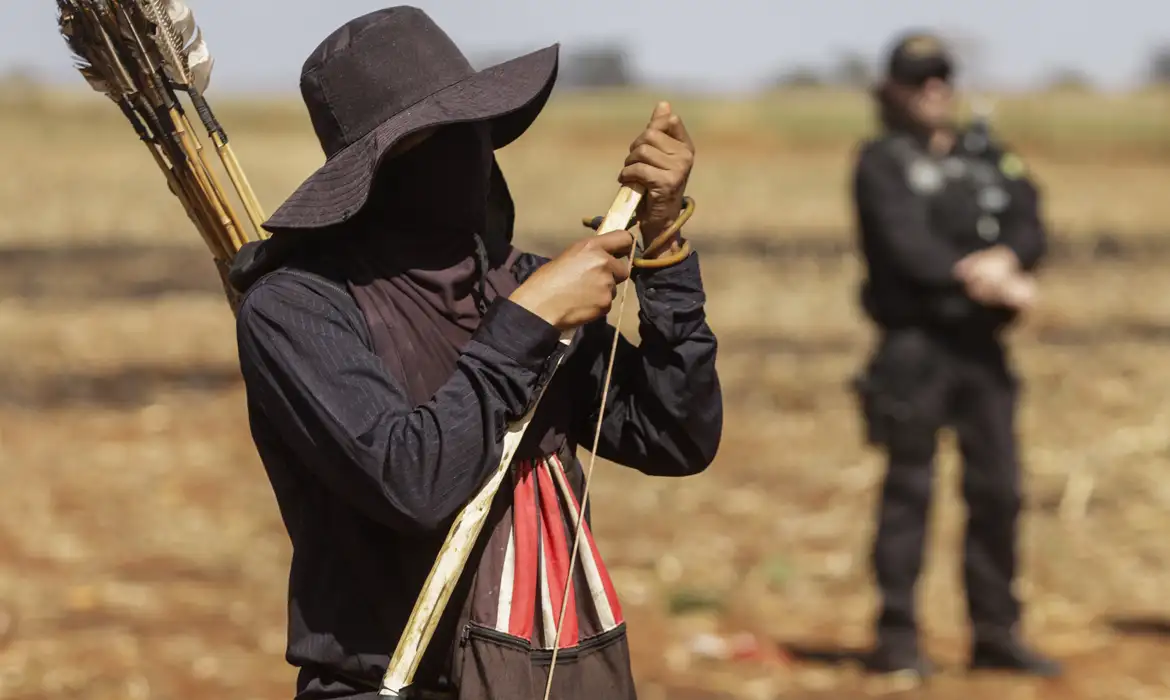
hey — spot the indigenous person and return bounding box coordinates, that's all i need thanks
[850,31,1059,678]
[229,7,721,700]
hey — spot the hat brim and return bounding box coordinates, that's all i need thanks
[262,44,559,234]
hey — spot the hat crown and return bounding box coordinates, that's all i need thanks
[885,30,954,83]
[299,6,474,157]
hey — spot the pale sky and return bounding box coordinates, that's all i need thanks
[2,0,1164,93]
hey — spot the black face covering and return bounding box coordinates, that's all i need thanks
[228,123,513,299]
[331,121,513,338]
[364,122,494,241]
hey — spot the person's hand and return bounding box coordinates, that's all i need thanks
[963,272,1033,308]
[619,101,694,256]
[959,259,1007,305]
[954,245,1019,290]
[955,245,1024,305]
[999,274,1038,312]
[955,248,1037,311]
[508,229,635,332]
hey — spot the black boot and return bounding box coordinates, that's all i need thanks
[969,638,1062,677]
[865,640,934,678]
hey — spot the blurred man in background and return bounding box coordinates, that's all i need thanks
[850,31,1059,679]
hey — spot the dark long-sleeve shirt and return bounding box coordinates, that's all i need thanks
[234,250,721,697]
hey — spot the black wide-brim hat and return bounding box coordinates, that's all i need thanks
[261,6,559,234]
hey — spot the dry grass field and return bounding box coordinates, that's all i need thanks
[2,85,1170,700]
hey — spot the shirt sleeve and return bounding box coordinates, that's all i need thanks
[565,252,722,476]
[999,173,1048,272]
[854,145,966,288]
[235,272,564,532]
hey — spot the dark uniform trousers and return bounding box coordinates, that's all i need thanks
[866,325,1022,650]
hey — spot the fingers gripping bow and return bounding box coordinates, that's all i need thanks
[584,195,696,269]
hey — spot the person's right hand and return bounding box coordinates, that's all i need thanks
[509,229,635,332]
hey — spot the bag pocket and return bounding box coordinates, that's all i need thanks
[453,621,636,700]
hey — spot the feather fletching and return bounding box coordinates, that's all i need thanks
[139,0,213,93]
[167,0,213,92]
[57,1,112,94]
[52,0,265,301]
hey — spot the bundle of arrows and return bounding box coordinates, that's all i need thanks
[54,0,266,311]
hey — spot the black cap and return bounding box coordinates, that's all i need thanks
[885,32,954,85]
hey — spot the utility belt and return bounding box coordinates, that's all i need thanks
[850,324,1010,446]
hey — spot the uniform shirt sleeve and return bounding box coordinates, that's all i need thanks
[854,143,966,288]
[235,271,564,532]
[565,252,722,476]
[998,171,1048,272]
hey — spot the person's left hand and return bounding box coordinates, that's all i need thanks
[618,101,694,256]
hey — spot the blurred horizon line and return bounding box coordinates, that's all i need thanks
[0,72,1153,100]
[3,42,1156,97]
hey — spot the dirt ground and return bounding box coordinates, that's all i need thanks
[3,91,1170,699]
[3,242,1170,700]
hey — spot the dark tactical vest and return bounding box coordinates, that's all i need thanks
[888,127,1015,256]
[343,247,637,700]
[880,128,1022,331]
